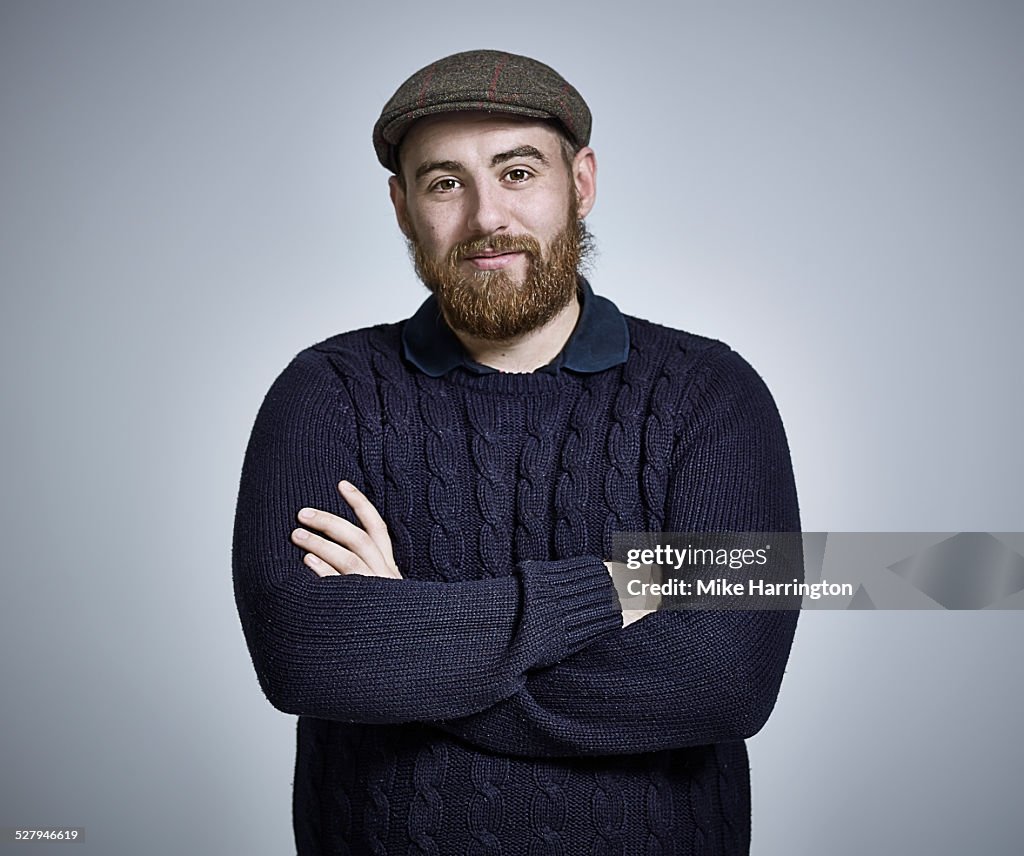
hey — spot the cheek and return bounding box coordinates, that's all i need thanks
[530,211,570,250]
[519,189,573,240]
[410,209,460,254]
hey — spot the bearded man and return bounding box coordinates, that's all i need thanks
[233,50,801,855]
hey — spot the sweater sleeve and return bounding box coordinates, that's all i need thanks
[432,346,801,756]
[231,349,622,723]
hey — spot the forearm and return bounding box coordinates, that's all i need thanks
[233,549,620,722]
[433,607,798,757]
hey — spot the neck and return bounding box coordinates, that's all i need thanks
[450,295,581,374]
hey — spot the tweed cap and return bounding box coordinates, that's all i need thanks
[373,49,591,173]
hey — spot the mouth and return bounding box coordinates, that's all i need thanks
[462,250,525,271]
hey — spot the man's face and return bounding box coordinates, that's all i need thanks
[389,112,597,340]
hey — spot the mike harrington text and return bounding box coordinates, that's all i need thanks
[626,578,855,601]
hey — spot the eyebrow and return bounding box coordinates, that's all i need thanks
[490,145,549,167]
[414,160,463,181]
[413,146,550,181]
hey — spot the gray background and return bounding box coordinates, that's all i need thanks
[2,1,1021,854]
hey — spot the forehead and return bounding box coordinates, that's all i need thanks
[398,111,563,171]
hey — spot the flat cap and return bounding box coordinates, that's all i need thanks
[373,49,591,173]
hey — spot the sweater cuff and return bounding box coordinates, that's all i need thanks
[523,556,623,665]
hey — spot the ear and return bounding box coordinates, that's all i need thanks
[571,147,597,219]
[388,175,413,238]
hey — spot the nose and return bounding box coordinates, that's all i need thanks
[465,181,510,236]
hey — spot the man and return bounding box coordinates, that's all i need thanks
[233,49,800,855]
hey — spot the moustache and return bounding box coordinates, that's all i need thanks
[450,234,542,264]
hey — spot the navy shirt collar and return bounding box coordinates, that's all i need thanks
[402,277,629,378]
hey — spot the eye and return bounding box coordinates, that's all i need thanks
[504,168,533,183]
[429,177,461,193]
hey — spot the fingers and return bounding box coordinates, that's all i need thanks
[291,525,370,577]
[337,481,399,574]
[291,498,401,579]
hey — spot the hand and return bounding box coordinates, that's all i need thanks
[291,481,402,578]
[604,561,654,627]
[621,610,653,627]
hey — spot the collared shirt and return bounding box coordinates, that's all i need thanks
[401,277,630,377]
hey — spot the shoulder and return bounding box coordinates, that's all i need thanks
[617,314,784,440]
[299,321,405,377]
[256,321,409,420]
[261,320,416,397]
[624,312,723,351]
[623,313,768,394]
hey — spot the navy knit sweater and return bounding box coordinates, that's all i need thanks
[232,312,800,855]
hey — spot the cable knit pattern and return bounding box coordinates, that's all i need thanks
[409,742,447,855]
[468,753,508,855]
[689,759,714,856]
[645,759,675,855]
[419,375,466,581]
[592,771,626,854]
[529,763,570,854]
[232,313,800,854]
[715,742,740,855]
[601,349,644,548]
[467,393,511,578]
[324,727,355,854]
[362,728,396,856]
[366,339,415,578]
[515,396,558,561]
[554,382,600,558]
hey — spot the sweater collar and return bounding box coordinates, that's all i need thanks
[401,277,629,378]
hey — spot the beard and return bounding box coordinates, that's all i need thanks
[408,199,594,341]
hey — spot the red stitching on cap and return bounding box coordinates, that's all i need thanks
[486,57,508,102]
[416,67,436,108]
